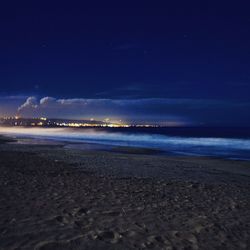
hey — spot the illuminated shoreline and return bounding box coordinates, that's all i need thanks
[0,117,161,128]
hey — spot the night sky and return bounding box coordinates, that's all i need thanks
[0,1,250,125]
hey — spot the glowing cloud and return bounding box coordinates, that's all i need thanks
[18,96,38,112]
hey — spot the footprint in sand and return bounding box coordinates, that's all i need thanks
[35,237,124,250]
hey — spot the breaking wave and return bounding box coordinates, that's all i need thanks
[1,127,250,160]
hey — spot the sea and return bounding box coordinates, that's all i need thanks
[0,126,250,161]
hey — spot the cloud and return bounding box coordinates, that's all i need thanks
[40,97,56,106]
[17,96,38,112]
[15,96,250,125]
[17,96,190,122]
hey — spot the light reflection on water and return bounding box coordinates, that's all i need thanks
[0,127,250,160]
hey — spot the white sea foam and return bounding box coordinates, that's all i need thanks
[0,127,250,159]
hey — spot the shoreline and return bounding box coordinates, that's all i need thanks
[0,135,250,249]
[0,134,250,184]
[1,134,250,181]
[1,125,250,161]
[2,133,250,162]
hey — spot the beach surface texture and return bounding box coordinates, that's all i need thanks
[0,137,250,249]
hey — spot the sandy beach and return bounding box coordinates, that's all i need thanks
[0,136,250,249]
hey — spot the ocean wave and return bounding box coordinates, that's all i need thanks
[1,127,250,159]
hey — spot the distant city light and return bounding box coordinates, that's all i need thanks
[0,116,163,128]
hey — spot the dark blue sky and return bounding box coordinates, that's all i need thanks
[0,1,250,125]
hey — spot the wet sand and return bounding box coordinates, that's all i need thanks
[0,137,250,249]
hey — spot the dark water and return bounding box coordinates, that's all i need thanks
[98,127,250,139]
[1,126,250,160]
